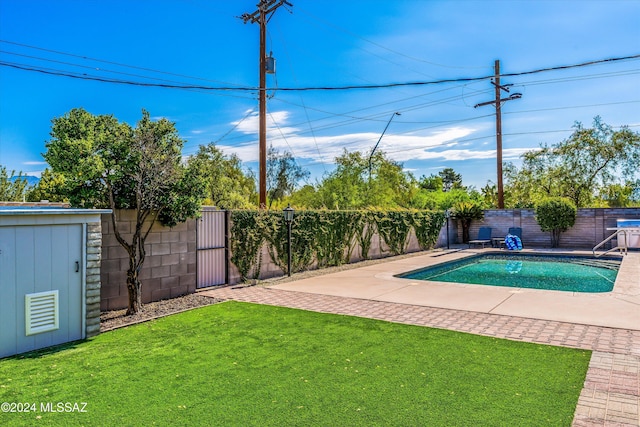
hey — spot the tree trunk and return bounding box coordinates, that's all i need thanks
[126,269,142,315]
[551,229,561,248]
[461,219,471,243]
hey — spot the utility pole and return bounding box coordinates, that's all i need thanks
[474,60,521,209]
[241,0,292,209]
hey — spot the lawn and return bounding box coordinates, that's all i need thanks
[0,302,589,426]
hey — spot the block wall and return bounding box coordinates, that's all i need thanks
[85,221,102,337]
[227,227,426,284]
[465,208,640,248]
[100,211,197,311]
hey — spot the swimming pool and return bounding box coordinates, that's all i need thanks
[398,253,620,293]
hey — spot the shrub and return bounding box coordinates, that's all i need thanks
[535,197,577,247]
[451,201,485,243]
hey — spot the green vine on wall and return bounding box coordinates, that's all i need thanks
[264,211,316,274]
[229,210,269,281]
[314,211,359,267]
[372,209,413,255]
[412,211,446,250]
[230,209,444,281]
[354,210,375,260]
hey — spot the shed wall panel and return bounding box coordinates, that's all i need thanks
[0,224,83,358]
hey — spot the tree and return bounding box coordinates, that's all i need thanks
[26,168,67,202]
[267,145,309,208]
[535,197,576,248]
[314,150,368,209]
[309,149,417,210]
[44,108,204,314]
[0,166,29,201]
[504,117,640,208]
[189,142,256,209]
[418,174,443,192]
[597,181,638,207]
[451,201,485,243]
[439,167,463,192]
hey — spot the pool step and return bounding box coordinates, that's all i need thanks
[571,259,621,270]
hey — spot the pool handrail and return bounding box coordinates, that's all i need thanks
[592,228,640,257]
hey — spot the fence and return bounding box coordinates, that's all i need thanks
[196,208,228,288]
[466,208,640,248]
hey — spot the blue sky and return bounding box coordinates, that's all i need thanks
[1,0,639,189]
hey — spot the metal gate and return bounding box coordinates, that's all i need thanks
[196,208,228,288]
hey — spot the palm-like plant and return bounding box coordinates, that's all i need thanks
[451,201,485,243]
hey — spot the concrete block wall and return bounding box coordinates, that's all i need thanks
[228,227,425,284]
[100,211,197,311]
[85,221,102,337]
[466,208,640,248]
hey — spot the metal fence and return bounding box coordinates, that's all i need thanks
[196,208,228,288]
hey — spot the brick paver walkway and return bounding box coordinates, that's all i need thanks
[200,286,640,426]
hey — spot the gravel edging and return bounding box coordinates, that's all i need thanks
[100,294,223,332]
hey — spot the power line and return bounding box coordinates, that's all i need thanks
[2,53,638,92]
[0,39,243,87]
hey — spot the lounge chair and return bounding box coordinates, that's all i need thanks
[508,227,522,239]
[506,227,523,250]
[469,227,492,248]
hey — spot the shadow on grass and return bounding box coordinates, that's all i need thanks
[4,339,87,361]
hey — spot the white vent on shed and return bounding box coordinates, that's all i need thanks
[25,290,59,336]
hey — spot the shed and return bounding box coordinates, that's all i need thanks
[0,207,109,358]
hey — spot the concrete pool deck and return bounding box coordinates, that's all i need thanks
[200,248,640,426]
[268,248,640,331]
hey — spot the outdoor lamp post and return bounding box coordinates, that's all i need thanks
[283,205,294,277]
[445,209,451,250]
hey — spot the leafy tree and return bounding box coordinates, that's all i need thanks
[314,150,368,209]
[0,166,29,201]
[451,201,484,243]
[504,117,640,208]
[44,108,204,314]
[411,167,481,211]
[535,197,576,248]
[596,181,639,207]
[481,182,498,208]
[26,168,66,202]
[439,167,463,192]
[267,145,309,208]
[189,142,256,209]
[289,184,320,208]
[418,174,443,191]
[310,149,416,210]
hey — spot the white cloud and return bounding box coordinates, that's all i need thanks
[218,110,535,166]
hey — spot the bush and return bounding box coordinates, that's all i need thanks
[451,201,485,243]
[535,197,577,247]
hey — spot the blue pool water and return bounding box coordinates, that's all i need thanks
[399,254,620,293]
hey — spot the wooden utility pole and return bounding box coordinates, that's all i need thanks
[494,60,504,209]
[242,0,292,209]
[474,60,521,209]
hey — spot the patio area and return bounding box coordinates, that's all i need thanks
[267,248,640,331]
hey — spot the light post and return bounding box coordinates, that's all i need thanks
[445,210,451,250]
[283,205,294,277]
[368,112,401,183]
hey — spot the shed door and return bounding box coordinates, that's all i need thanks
[0,224,83,358]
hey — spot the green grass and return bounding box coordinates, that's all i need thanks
[0,302,589,426]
